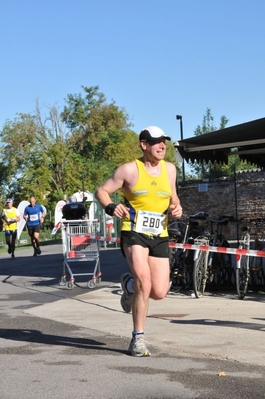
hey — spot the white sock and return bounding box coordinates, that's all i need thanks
[127,278,134,294]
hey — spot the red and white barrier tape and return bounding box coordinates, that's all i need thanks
[168,241,265,258]
[95,235,121,243]
[92,236,265,257]
[60,232,265,258]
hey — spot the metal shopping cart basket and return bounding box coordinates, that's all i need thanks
[60,218,101,289]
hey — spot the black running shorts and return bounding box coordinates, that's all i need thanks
[27,225,41,236]
[120,231,169,258]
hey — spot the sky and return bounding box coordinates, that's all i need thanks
[1,0,265,144]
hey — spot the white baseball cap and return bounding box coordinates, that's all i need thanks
[139,126,171,142]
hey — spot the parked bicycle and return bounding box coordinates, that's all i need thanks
[207,216,234,289]
[236,218,265,299]
[168,211,208,293]
[249,219,265,290]
[236,222,250,299]
[193,215,234,298]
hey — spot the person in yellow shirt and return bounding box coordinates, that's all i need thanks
[1,198,21,258]
[95,126,182,357]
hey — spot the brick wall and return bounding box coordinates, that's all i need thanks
[177,169,265,241]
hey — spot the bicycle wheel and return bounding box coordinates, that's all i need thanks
[220,240,233,287]
[250,256,264,291]
[208,253,222,288]
[182,250,193,290]
[236,251,249,299]
[209,240,231,289]
[193,250,207,298]
[169,247,176,270]
[169,249,184,292]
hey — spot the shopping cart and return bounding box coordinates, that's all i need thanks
[60,218,101,289]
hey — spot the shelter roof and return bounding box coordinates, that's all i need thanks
[176,117,265,168]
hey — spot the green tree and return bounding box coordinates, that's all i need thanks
[189,108,229,179]
[0,112,50,202]
[0,85,181,214]
[0,104,85,210]
[61,85,142,187]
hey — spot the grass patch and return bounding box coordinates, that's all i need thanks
[0,228,62,254]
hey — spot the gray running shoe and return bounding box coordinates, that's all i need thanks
[36,247,41,255]
[128,334,151,357]
[120,273,133,313]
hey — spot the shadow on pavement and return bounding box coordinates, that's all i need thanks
[0,328,127,355]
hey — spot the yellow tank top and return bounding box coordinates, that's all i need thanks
[3,208,18,231]
[121,159,172,237]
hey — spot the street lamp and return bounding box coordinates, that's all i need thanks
[176,115,185,183]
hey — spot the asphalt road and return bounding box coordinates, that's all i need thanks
[1,242,265,399]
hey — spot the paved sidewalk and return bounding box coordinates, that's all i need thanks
[2,243,265,366]
[2,243,265,399]
[25,279,265,366]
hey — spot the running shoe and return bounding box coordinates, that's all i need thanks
[36,247,41,255]
[11,253,15,258]
[33,249,37,256]
[7,246,11,254]
[128,334,151,357]
[120,273,133,313]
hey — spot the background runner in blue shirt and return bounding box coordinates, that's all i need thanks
[24,196,45,256]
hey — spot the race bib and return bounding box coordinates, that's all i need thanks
[135,210,166,235]
[29,214,38,221]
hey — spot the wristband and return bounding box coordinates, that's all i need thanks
[105,203,117,216]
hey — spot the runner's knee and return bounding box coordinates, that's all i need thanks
[150,287,168,300]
